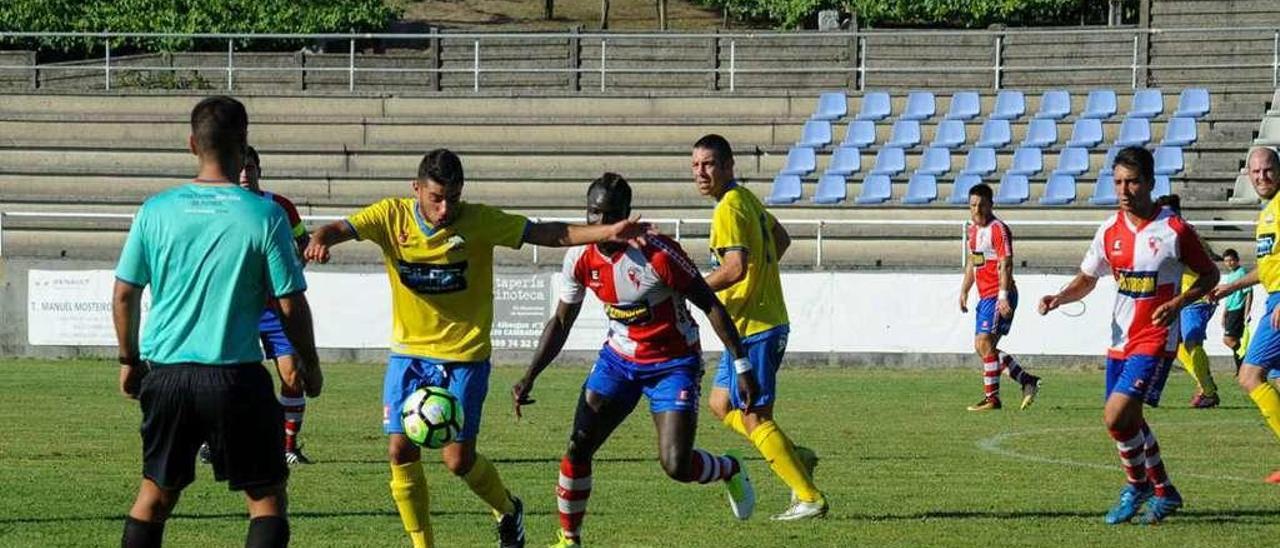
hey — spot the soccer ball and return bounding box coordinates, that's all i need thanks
[400,386,464,449]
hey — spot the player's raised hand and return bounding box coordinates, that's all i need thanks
[1037,294,1060,315]
[512,377,536,419]
[606,214,654,246]
[736,372,759,412]
[1150,301,1178,327]
[303,239,331,264]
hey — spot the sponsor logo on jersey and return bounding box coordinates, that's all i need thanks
[971,251,986,266]
[396,260,468,294]
[1259,233,1276,258]
[446,234,467,251]
[1116,270,1158,298]
[1112,239,1123,255]
[604,301,653,325]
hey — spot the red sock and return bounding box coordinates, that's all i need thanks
[1108,425,1149,486]
[1140,421,1172,497]
[556,457,591,541]
[982,354,1001,399]
[279,394,305,452]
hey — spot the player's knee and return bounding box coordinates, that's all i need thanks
[658,450,691,481]
[442,445,475,476]
[1239,370,1264,392]
[708,391,731,420]
[565,431,596,463]
[387,438,421,465]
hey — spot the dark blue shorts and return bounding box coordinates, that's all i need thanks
[585,346,702,414]
[1105,354,1174,407]
[975,293,1017,336]
[1179,302,1216,346]
[715,324,789,409]
[382,354,489,442]
[258,309,296,360]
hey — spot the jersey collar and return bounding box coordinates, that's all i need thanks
[413,199,442,236]
[714,180,739,202]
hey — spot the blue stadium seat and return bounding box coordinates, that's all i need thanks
[812,174,847,204]
[1161,116,1198,146]
[1021,118,1057,148]
[856,91,892,121]
[995,173,1030,204]
[1174,88,1210,119]
[976,119,1011,148]
[1090,173,1118,205]
[842,120,877,148]
[1082,89,1117,119]
[1154,146,1183,175]
[903,173,938,204]
[1066,118,1103,148]
[1034,89,1071,120]
[811,91,848,121]
[1053,147,1089,176]
[902,91,936,121]
[1154,174,1172,199]
[1100,147,1121,177]
[796,120,832,148]
[766,175,802,204]
[917,147,951,176]
[931,119,967,149]
[855,174,893,204]
[870,147,906,176]
[1008,147,1043,176]
[886,120,921,148]
[1129,88,1163,119]
[779,147,816,175]
[946,91,981,121]
[1115,117,1151,147]
[1039,173,1077,205]
[825,145,862,176]
[949,174,983,204]
[960,147,997,176]
[991,90,1025,120]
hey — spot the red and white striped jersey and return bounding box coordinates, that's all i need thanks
[560,235,702,363]
[968,217,1014,299]
[1081,208,1215,359]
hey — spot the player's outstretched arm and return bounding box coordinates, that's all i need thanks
[523,215,651,248]
[685,278,758,408]
[304,220,357,264]
[1209,267,1260,303]
[1038,271,1098,315]
[112,279,146,399]
[513,300,583,418]
[277,292,323,398]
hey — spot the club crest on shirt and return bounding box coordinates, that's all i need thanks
[626,266,643,290]
[1147,236,1159,253]
[398,230,410,245]
[446,234,466,251]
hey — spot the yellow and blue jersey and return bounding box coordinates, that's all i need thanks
[1258,194,1280,293]
[709,182,789,337]
[347,198,528,361]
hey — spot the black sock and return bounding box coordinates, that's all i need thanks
[245,515,290,548]
[122,516,165,548]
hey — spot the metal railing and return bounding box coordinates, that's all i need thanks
[0,211,1255,268]
[1,26,1279,92]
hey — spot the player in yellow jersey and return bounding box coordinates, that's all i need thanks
[305,149,648,548]
[1209,146,1280,483]
[692,134,827,520]
[1155,194,1222,408]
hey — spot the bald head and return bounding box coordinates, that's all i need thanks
[1249,146,1280,200]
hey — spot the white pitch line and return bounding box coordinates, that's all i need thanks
[975,421,1257,484]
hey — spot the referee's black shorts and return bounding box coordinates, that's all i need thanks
[138,362,288,491]
[1224,308,1247,339]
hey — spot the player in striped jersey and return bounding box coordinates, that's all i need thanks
[959,183,1041,412]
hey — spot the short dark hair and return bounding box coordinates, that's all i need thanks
[1154,193,1181,214]
[190,95,248,165]
[1113,146,1155,183]
[968,182,993,203]
[693,134,734,164]
[1222,248,1239,260]
[588,172,632,208]
[417,148,464,187]
[244,145,260,167]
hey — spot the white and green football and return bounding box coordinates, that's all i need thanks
[400,386,463,449]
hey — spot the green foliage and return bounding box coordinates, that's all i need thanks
[0,0,402,54]
[116,69,213,90]
[701,0,1103,29]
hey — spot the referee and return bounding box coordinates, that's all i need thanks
[113,96,321,548]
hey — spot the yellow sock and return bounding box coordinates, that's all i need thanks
[462,453,516,517]
[1178,344,1218,397]
[1249,383,1280,442]
[722,409,749,438]
[389,461,432,548]
[748,420,822,503]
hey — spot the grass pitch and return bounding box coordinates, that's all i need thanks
[2,360,1279,547]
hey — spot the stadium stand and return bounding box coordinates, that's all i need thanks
[855,174,892,204]
[767,175,803,205]
[945,91,981,121]
[824,145,862,176]
[1039,173,1078,205]
[796,120,833,148]
[1034,89,1071,120]
[901,91,936,121]
[1021,118,1058,148]
[975,119,1012,148]
[991,90,1026,120]
[811,91,848,121]
[931,120,967,149]
[812,174,847,204]
[995,173,1031,205]
[902,173,938,204]
[885,120,922,149]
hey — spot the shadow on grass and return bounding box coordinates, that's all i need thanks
[831,508,1280,522]
[0,507,564,525]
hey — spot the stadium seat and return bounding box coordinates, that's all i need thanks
[1039,173,1077,205]
[812,174,847,204]
[1115,117,1151,147]
[976,119,1011,148]
[1154,146,1183,175]
[948,174,983,204]
[902,91,936,121]
[903,173,938,204]
[946,91,981,121]
[766,175,802,204]
[779,147,816,176]
[917,147,951,176]
[1161,116,1198,146]
[1090,173,1118,205]
[1066,118,1103,148]
[1034,89,1071,120]
[1154,174,1172,199]
[842,120,877,148]
[1008,147,1043,176]
[856,91,892,121]
[991,90,1025,120]
[1053,147,1089,176]
[870,147,906,176]
[1099,147,1120,177]
[960,147,997,176]
[1174,88,1210,119]
[1128,88,1163,119]
[824,145,861,176]
[885,120,921,148]
[855,174,893,204]
[931,119,966,149]
[796,120,833,148]
[1082,89,1117,119]
[811,91,848,121]
[1021,118,1057,148]
[994,173,1030,204]
[1231,173,1261,204]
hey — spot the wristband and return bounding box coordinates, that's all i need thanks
[118,355,140,367]
[998,290,1009,300]
[733,357,752,374]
